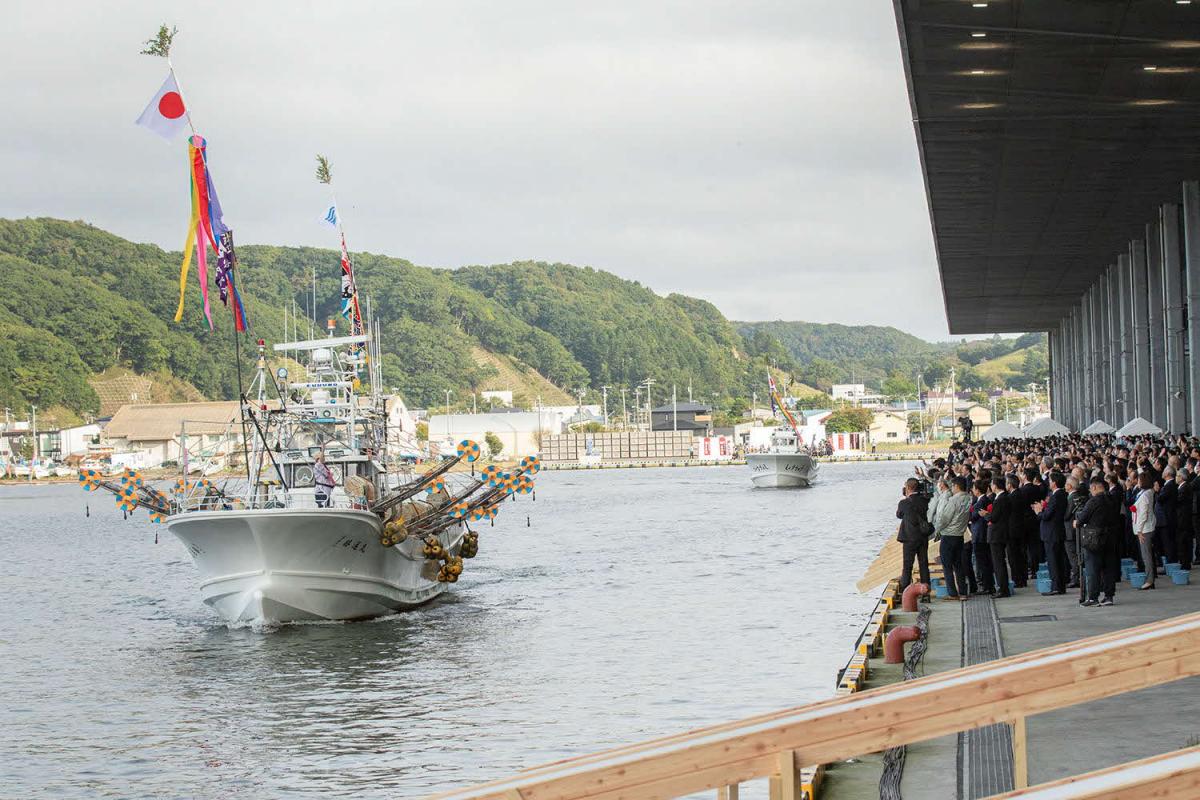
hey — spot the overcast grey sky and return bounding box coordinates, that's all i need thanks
[0,1,950,338]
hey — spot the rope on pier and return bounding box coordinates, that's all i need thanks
[878,605,931,800]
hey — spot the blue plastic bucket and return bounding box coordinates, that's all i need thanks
[1129,571,1147,589]
[933,582,949,598]
[1166,562,1182,575]
[1036,569,1050,581]
[1171,570,1190,586]
[1036,577,1053,594]
[1121,558,1136,568]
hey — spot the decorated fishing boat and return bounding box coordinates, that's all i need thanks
[746,375,820,488]
[77,26,541,625]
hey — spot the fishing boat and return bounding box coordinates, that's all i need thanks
[164,328,468,624]
[76,30,541,625]
[746,376,820,488]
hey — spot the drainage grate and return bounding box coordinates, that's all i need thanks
[960,596,1015,799]
[998,615,1058,623]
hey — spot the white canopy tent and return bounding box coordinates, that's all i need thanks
[1023,417,1070,438]
[1081,419,1116,435]
[981,420,1023,441]
[1115,417,1164,437]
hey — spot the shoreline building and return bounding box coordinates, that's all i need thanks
[427,411,562,460]
[103,401,244,470]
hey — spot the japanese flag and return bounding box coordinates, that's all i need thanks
[135,73,188,139]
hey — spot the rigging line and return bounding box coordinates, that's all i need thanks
[242,398,289,491]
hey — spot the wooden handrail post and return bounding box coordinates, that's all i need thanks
[1012,715,1028,789]
[778,750,800,800]
[716,784,739,800]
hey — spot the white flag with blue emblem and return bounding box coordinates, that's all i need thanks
[320,205,339,228]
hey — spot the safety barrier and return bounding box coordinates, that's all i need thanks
[428,611,1200,800]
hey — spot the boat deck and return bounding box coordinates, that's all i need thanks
[820,578,1200,799]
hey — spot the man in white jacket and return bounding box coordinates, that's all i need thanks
[1132,472,1157,589]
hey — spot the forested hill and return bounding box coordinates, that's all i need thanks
[0,218,1046,421]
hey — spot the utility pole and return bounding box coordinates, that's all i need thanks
[634,387,641,429]
[445,389,453,419]
[29,403,36,484]
[619,387,628,429]
[915,371,925,442]
[949,366,957,441]
[642,379,655,430]
[600,386,610,428]
[687,380,693,403]
[672,384,678,432]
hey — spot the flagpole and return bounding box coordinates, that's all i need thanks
[166,56,198,137]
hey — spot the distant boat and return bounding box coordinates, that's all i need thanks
[746,374,820,488]
[747,428,821,488]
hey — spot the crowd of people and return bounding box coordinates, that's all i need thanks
[894,433,1198,607]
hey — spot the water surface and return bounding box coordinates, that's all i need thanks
[0,461,913,797]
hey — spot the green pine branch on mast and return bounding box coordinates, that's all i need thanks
[316,155,333,185]
[140,24,177,58]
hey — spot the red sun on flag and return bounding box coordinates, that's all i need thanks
[158,91,185,119]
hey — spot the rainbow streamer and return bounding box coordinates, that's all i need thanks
[174,135,238,330]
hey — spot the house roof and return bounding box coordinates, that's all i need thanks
[104,401,242,442]
[651,401,710,413]
[652,418,709,431]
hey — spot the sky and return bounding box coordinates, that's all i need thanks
[0,1,951,339]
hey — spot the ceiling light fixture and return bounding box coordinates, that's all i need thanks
[1144,65,1159,71]
[973,2,989,7]
[970,69,986,74]
[972,31,987,38]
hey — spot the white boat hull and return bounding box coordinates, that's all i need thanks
[166,508,463,625]
[746,453,820,488]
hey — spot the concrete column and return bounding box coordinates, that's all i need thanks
[1089,287,1099,424]
[1076,301,1089,425]
[1081,292,1094,424]
[1147,222,1168,427]
[1162,203,1188,433]
[1130,239,1151,419]
[1048,328,1058,421]
[1091,283,1105,422]
[1107,265,1122,422]
[1184,181,1200,435]
[1116,255,1132,422]
[1075,307,1084,429]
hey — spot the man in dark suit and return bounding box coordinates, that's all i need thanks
[969,479,993,593]
[1157,468,1179,568]
[1178,468,1195,571]
[984,475,1012,597]
[895,477,932,590]
[1006,474,1029,587]
[1019,467,1043,583]
[1036,471,1069,594]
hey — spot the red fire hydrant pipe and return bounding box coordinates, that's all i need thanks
[885,625,921,664]
[901,582,930,612]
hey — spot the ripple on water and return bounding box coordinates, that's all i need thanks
[0,462,913,798]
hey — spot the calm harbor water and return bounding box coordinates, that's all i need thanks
[1,461,914,798]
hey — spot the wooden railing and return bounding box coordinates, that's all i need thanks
[995,745,1200,799]
[428,612,1200,800]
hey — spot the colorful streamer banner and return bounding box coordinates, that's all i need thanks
[174,135,245,330]
[339,232,363,338]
